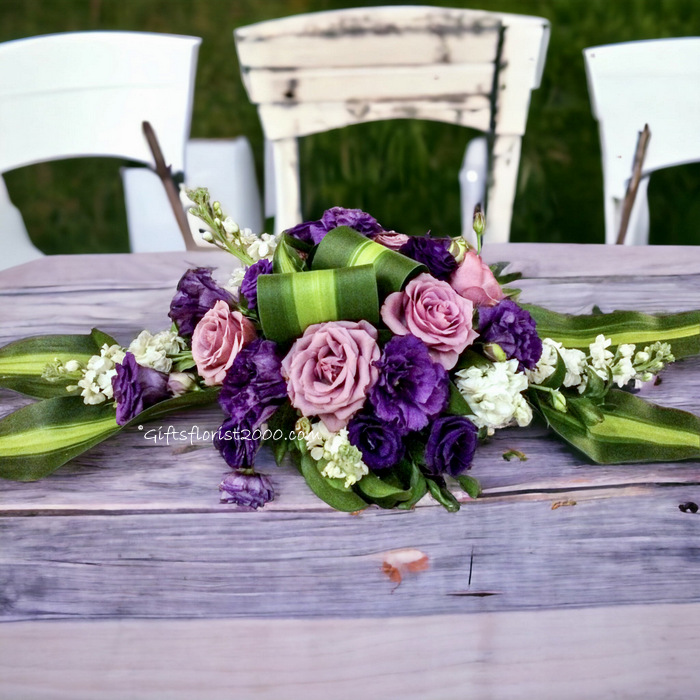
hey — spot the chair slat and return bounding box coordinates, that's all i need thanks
[243,63,495,105]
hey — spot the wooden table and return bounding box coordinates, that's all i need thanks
[1,244,699,700]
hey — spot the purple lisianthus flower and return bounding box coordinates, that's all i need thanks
[369,335,449,434]
[218,338,287,427]
[425,416,478,477]
[285,206,384,245]
[478,299,543,371]
[398,236,458,281]
[169,267,235,337]
[348,412,405,470]
[112,352,171,425]
[219,470,274,509]
[214,417,261,470]
[240,259,273,310]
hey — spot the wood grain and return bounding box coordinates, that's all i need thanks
[2,603,700,700]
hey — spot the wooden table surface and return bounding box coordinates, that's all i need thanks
[1,244,699,700]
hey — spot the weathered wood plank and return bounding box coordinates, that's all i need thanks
[244,64,495,105]
[2,603,700,700]
[1,487,700,622]
[258,98,493,141]
[235,7,502,69]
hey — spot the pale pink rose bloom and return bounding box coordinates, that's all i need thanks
[191,300,257,386]
[450,250,505,307]
[281,320,380,431]
[381,273,477,370]
[373,231,411,251]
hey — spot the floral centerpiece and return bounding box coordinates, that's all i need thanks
[0,190,698,512]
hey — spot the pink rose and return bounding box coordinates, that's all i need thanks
[373,231,411,251]
[450,250,505,307]
[381,273,477,369]
[281,320,380,431]
[192,300,257,386]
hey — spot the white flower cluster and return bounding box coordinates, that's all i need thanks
[455,360,533,435]
[525,338,587,389]
[127,329,185,373]
[225,267,247,299]
[527,335,674,393]
[237,227,280,262]
[76,344,126,405]
[304,421,368,487]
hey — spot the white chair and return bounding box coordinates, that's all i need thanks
[234,6,549,242]
[584,38,700,245]
[0,31,252,269]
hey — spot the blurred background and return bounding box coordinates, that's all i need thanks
[1,0,699,254]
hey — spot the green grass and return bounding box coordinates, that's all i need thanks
[1,0,699,253]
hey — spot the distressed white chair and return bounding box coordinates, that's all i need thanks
[584,38,700,245]
[234,6,549,242]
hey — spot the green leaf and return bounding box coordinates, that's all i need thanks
[455,474,482,498]
[523,304,700,359]
[257,265,380,344]
[0,397,120,481]
[446,382,473,416]
[273,234,308,273]
[312,226,426,298]
[0,328,118,399]
[0,387,219,482]
[535,388,700,464]
[296,452,369,512]
[426,477,461,512]
[357,471,414,502]
[266,401,298,465]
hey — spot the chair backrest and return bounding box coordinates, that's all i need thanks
[0,31,201,268]
[584,38,700,244]
[235,6,549,241]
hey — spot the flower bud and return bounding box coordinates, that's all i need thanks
[448,236,470,264]
[167,372,196,397]
[483,342,507,363]
[550,389,567,413]
[472,205,485,236]
[295,416,312,436]
[212,201,223,217]
[202,231,214,243]
[222,217,239,235]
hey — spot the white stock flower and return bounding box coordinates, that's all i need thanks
[246,232,280,262]
[304,421,368,487]
[128,329,185,373]
[225,267,247,299]
[526,338,587,391]
[78,343,125,404]
[588,334,614,379]
[455,359,532,435]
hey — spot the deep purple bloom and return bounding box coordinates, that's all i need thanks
[478,299,543,371]
[219,470,274,509]
[398,236,457,281]
[112,353,171,425]
[214,417,261,470]
[168,267,235,337]
[348,412,405,470]
[369,335,449,434]
[285,207,384,245]
[425,416,478,477]
[218,338,287,427]
[240,259,273,309]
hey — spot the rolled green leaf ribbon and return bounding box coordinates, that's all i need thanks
[257,264,380,344]
[312,226,426,297]
[0,328,118,399]
[535,388,700,464]
[523,305,700,359]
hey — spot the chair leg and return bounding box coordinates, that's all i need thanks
[270,138,302,235]
[485,135,522,244]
